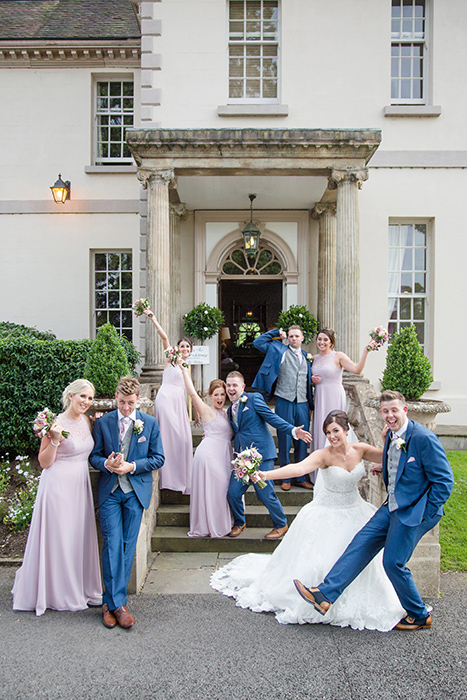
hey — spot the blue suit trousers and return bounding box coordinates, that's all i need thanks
[319,503,441,619]
[227,458,287,529]
[275,397,309,483]
[99,487,144,609]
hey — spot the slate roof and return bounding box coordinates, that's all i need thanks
[0,0,140,40]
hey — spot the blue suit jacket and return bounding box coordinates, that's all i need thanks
[90,409,165,510]
[382,419,453,526]
[252,328,314,408]
[228,392,296,462]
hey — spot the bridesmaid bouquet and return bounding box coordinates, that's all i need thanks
[231,446,266,489]
[367,326,389,351]
[165,346,188,368]
[32,408,70,439]
[132,298,153,317]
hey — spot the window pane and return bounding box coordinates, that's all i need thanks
[95,292,107,309]
[388,225,399,246]
[263,79,277,98]
[414,323,424,345]
[414,272,426,293]
[232,249,247,268]
[95,253,106,271]
[96,79,134,164]
[229,80,244,98]
[121,272,132,290]
[401,272,412,294]
[400,297,411,319]
[414,298,425,319]
[121,253,132,271]
[121,290,133,308]
[109,311,121,326]
[107,271,120,290]
[108,292,120,308]
[414,248,425,270]
[246,79,261,97]
[95,272,107,290]
[96,311,107,327]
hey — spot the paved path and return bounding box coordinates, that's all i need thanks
[1,565,466,700]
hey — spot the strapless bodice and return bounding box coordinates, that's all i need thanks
[313,462,366,508]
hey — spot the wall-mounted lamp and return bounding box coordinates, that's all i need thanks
[50,174,71,204]
[242,194,261,255]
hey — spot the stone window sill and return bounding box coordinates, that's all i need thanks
[217,104,289,117]
[383,105,441,117]
[85,165,137,174]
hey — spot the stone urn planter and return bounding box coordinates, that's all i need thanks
[364,397,451,432]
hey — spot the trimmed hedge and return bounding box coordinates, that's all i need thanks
[0,336,91,454]
[84,323,130,397]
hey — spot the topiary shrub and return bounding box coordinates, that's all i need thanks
[381,325,433,401]
[183,302,225,342]
[84,323,130,396]
[0,336,91,454]
[276,305,319,344]
[120,334,142,375]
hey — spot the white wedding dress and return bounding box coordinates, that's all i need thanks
[210,463,405,631]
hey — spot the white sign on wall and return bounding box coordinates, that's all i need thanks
[187,346,210,365]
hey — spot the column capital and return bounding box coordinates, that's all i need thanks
[311,202,337,219]
[137,168,175,189]
[328,167,369,191]
[170,202,187,219]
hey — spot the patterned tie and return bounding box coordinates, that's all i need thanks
[231,401,239,425]
[291,347,303,365]
[119,416,131,441]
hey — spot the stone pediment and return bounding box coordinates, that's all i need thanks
[127,128,382,176]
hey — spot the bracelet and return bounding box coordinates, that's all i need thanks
[50,439,60,448]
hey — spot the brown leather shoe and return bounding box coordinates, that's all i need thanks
[102,603,117,629]
[228,524,246,537]
[265,524,288,540]
[295,481,314,490]
[281,482,291,491]
[293,580,331,615]
[394,614,432,630]
[113,605,135,629]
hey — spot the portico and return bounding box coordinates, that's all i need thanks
[127,128,381,383]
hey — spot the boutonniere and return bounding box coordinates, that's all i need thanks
[394,437,407,451]
[133,419,144,436]
[306,353,312,362]
[240,395,248,404]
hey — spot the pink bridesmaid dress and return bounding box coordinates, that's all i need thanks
[154,364,193,494]
[188,409,234,538]
[311,351,346,451]
[12,415,102,616]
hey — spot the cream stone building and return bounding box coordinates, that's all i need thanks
[1,0,466,425]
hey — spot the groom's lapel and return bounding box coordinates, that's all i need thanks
[110,411,120,450]
[395,420,413,485]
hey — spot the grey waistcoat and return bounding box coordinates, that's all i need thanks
[387,438,402,512]
[111,421,134,494]
[274,348,308,403]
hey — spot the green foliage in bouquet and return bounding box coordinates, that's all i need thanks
[183,303,225,342]
[276,305,319,344]
[84,323,130,397]
[381,325,433,400]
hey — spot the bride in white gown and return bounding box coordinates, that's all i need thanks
[211,410,405,632]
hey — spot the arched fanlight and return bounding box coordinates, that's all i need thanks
[50,174,71,204]
[242,194,261,254]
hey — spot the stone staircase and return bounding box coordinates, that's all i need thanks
[151,485,313,554]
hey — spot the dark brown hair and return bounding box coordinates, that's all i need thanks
[323,409,349,434]
[317,328,336,349]
[177,337,193,350]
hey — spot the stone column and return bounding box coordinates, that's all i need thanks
[311,202,337,330]
[170,203,187,344]
[138,168,174,383]
[328,168,368,361]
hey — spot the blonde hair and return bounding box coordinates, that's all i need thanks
[61,379,95,409]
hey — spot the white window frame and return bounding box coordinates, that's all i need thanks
[227,0,280,104]
[91,250,134,340]
[388,220,430,355]
[93,74,135,165]
[390,0,428,105]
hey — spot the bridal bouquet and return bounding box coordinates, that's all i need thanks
[231,446,266,489]
[367,326,389,351]
[132,298,153,317]
[32,408,70,440]
[165,346,188,368]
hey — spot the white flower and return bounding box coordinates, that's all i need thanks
[133,419,144,436]
[204,310,209,314]
[306,353,312,362]
[299,313,303,317]
[203,326,209,331]
[240,395,248,403]
[394,437,407,451]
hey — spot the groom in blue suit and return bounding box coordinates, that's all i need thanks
[225,371,312,540]
[294,390,454,630]
[90,376,164,629]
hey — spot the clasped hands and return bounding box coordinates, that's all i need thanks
[105,452,134,475]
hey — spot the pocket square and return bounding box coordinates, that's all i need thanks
[242,406,249,412]
[407,456,415,463]
[138,436,147,443]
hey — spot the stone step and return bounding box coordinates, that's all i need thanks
[160,485,313,508]
[157,503,302,528]
[151,526,286,554]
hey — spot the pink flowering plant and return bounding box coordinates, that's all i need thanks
[32,408,69,440]
[165,346,188,369]
[132,298,153,317]
[231,446,266,489]
[367,326,389,352]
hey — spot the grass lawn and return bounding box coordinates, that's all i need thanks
[439,451,467,572]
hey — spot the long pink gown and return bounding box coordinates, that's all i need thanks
[311,351,346,451]
[12,415,102,616]
[188,409,234,538]
[154,364,193,494]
